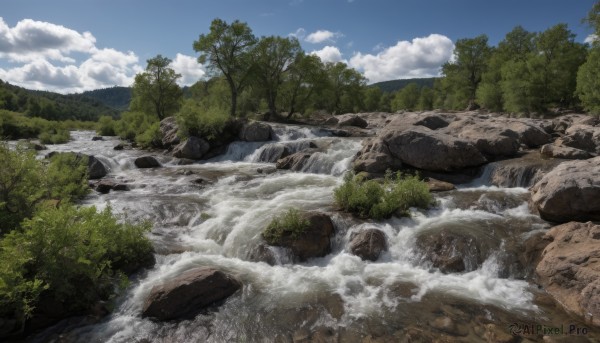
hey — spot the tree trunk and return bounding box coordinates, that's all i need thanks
[230,89,238,117]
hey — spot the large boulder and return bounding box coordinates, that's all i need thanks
[536,222,600,326]
[172,136,210,160]
[160,116,180,148]
[352,138,403,174]
[531,157,600,223]
[348,228,387,261]
[142,267,241,321]
[239,121,272,142]
[540,143,592,160]
[557,124,600,154]
[275,149,317,171]
[485,151,564,188]
[134,156,161,168]
[87,155,108,179]
[455,124,520,157]
[383,127,487,172]
[262,211,335,261]
[336,114,368,128]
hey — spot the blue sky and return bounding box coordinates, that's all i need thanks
[0,0,596,93]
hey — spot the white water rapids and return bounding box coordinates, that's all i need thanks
[28,127,591,342]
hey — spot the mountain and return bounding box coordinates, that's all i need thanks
[81,86,132,112]
[0,80,120,121]
[371,77,438,93]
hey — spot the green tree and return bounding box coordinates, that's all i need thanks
[320,62,366,113]
[194,19,257,117]
[252,36,302,117]
[417,86,434,111]
[363,87,383,112]
[442,35,491,109]
[280,53,326,117]
[577,47,600,115]
[391,83,420,111]
[130,55,183,121]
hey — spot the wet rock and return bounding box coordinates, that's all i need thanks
[248,244,277,265]
[483,324,519,343]
[160,116,180,148]
[337,114,368,128]
[530,156,600,223]
[535,222,600,327]
[276,149,318,171]
[94,180,129,194]
[87,155,108,179]
[323,116,339,125]
[485,151,565,188]
[262,211,335,261]
[239,121,272,142]
[384,127,487,172]
[540,144,592,160]
[91,136,104,141]
[173,136,210,160]
[30,142,47,150]
[257,166,277,174]
[416,227,493,273]
[113,143,125,150]
[429,316,469,336]
[352,138,402,174]
[425,177,455,192]
[141,267,241,321]
[134,156,161,168]
[349,228,387,261]
[327,129,351,137]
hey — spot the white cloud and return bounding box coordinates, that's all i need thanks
[585,34,599,44]
[289,28,306,40]
[171,53,205,86]
[349,34,454,83]
[305,30,343,44]
[310,46,345,63]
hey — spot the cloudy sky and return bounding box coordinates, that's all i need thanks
[0,0,596,93]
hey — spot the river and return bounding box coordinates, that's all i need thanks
[30,128,598,342]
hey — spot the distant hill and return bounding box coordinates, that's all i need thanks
[0,80,120,121]
[81,87,132,112]
[371,77,438,93]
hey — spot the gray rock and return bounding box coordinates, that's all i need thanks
[87,155,108,179]
[531,156,600,223]
[134,156,161,168]
[336,114,368,128]
[160,116,180,148]
[239,121,272,142]
[540,144,592,160]
[349,229,387,261]
[173,136,210,160]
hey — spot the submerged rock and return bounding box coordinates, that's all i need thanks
[142,267,241,321]
[531,156,600,223]
[134,156,161,168]
[536,222,600,326]
[348,228,387,261]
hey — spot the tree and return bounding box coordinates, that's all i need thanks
[321,62,366,113]
[442,35,491,109]
[417,86,434,111]
[585,0,600,37]
[131,55,183,120]
[194,19,257,117]
[391,83,420,111]
[252,36,301,117]
[280,53,326,117]
[577,47,600,115]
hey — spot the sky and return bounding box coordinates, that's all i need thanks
[0,0,596,93]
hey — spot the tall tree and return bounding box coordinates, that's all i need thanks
[442,35,491,109]
[577,1,600,115]
[322,62,366,113]
[193,19,257,117]
[280,53,325,117]
[391,83,420,111]
[130,55,182,120]
[252,36,301,117]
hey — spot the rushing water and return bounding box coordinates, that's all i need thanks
[29,128,599,342]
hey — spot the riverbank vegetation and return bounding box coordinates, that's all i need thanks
[0,144,153,335]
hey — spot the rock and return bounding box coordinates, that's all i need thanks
[415,227,494,273]
[31,142,47,150]
[134,156,161,168]
[456,124,520,157]
[531,157,600,223]
[323,116,339,125]
[413,114,451,130]
[141,267,241,321]
[95,180,129,194]
[425,177,455,192]
[263,212,335,261]
[276,149,318,171]
[352,138,403,174]
[535,222,600,326]
[348,228,387,261]
[541,144,592,160]
[248,244,277,265]
[87,155,108,179]
[239,121,272,142]
[486,151,565,188]
[113,143,125,150]
[429,316,469,336]
[160,116,180,148]
[336,114,368,128]
[557,124,600,154]
[483,324,519,343]
[383,127,487,172]
[92,136,104,141]
[172,136,210,160]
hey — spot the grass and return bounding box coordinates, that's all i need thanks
[262,208,311,244]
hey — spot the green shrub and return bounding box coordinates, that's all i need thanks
[0,205,153,325]
[38,129,70,144]
[97,115,116,136]
[114,111,159,143]
[135,122,161,148]
[334,171,433,220]
[45,152,89,203]
[176,99,229,141]
[262,208,310,244]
